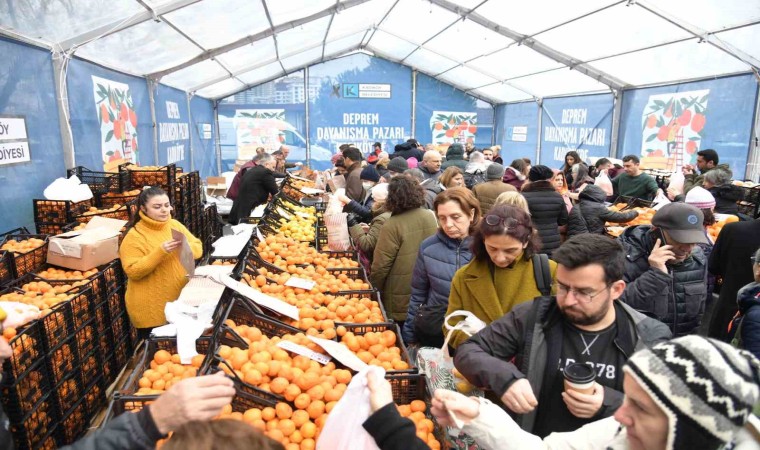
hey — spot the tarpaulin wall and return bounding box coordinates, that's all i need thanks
[414,73,493,151]
[494,101,539,164]
[155,83,191,171]
[617,73,758,178]
[66,57,155,170]
[0,37,66,233]
[189,96,216,179]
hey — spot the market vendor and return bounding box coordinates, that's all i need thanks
[120,187,203,337]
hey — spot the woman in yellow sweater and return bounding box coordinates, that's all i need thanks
[120,187,202,335]
[445,204,557,349]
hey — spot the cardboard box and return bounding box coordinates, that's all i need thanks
[47,216,127,271]
[206,176,228,197]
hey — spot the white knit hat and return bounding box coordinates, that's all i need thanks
[684,186,716,210]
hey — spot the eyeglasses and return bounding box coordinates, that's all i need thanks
[484,215,519,228]
[554,282,611,303]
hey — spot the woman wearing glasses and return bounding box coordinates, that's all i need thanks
[445,204,557,349]
[402,188,480,347]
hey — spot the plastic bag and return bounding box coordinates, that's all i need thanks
[668,171,685,198]
[316,366,384,450]
[653,189,671,211]
[325,213,352,251]
[594,171,613,196]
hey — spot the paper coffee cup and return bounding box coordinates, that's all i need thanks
[563,363,596,395]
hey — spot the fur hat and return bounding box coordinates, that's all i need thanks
[486,163,505,181]
[685,186,716,210]
[624,335,760,450]
[528,165,554,182]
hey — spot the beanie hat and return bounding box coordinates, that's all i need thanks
[685,186,716,210]
[624,335,760,450]
[370,183,389,202]
[387,157,408,174]
[446,144,464,159]
[528,165,554,182]
[330,153,343,165]
[486,163,505,181]
[360,165,380,183]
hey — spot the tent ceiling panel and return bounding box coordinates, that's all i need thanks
[380,0,460,45]
[0,0,144,44]
[475,0,621,36]
[424,16,514,60]
[236,62,286,86]
[164,0,270,49]
[216,37,278,73]
[76,19,201,75]
[196,77,246,99]
[365,29,420,60]
[143,0,181,7]
[327,0,394,39]
[713,25,760,63]
[470,83,535,103]
[592,39,752,86]
[162,60,229,91]
[644,0,760,31]
[323,32,366,57]
[437,66,499,90]
[536,3,691,62]
[275,16,331,57]
[281,47,325,71]
[402,47,459,74]
[467,45,563,80]
[510,68,610,98]
[264,0,343,27]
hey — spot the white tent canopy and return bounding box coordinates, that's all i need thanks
[1,0,759,103]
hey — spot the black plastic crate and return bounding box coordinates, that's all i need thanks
[45,333,80,387]
[0,233,49,278]
[0,249,13,286]
[97,190,140,209]
[6,392,58,450]
[53,370,84,419]
[2,320,45,380]
[1,357,53,416]
[74,318,98,360]
[83,375,107,420]
[123,163,177,191]
[110,311,129,343]
[67,166,131,194]
[104,285,125,323]
[34,222,70,236]
[31,269,100,329]
[55,397,88,446]
[80,347,103,389]
[219,295,303,339]
[33,198,94,224]
[73,202,135,224]
[340,323,416,375]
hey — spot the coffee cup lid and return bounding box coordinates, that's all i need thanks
[563,362,596,384]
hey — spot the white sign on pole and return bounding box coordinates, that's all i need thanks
[0,115,31,166]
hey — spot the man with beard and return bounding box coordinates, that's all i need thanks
[454,234,671,437]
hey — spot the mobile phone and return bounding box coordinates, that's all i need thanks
[654,228,668,246]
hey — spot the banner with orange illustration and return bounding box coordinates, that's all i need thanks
[92,76,139,171]
[640,89,708,170]
[430,111,477,148]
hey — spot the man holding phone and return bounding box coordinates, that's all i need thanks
[617,203,709,337]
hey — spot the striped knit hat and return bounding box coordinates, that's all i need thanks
[624,336,760,450]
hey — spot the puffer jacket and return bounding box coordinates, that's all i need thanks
[618,225,708,337]
[731,282,760,360]
[442,144,468,171]
[521,181,569,256]
[502,166,526,190]
[567,184,639,236]
[402,231,473,344]
[708,184,744,215]
[370,208,439,321]
[454,296,671,433]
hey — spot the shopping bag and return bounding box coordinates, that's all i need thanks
[594,171,613,196]
[316,366,383,450]
[324,213,352,251]
[416,311,486,450]
[667,171,685,198]
[652,189,671,210]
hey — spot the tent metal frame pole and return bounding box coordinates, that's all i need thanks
[52,54,76,169]
[535,99,543,164]
[214,101,222,175]
[304,66,311,166]
[411,70,417,139]
[747,79,760,182]
[610,89,623,159]
[491,104,496,147]
[186,92,195,172]
[147,79,159,165]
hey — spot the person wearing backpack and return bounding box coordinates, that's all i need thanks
[728,247,760,359]
[454,234,672,437]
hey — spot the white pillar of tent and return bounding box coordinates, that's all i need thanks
[52,54,76,170]
[535,99,543,164]
[304,66,311,165]
[747,83,760,182]
[147,80,159,165]
[186,93,194,172]
[214,101,222,176]
[610,89,623,159]
[411,70,417,139]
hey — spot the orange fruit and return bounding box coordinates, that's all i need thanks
[261,407,276,421]
[278,419,296,436]
[270,377,289,394]
[275,402,293,420]
[306,400,325,420]
[154,350,172,364]
[294,393,311,410]
[291,410,310,427]
[300,423,317,439]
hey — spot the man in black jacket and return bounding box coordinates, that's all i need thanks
[454,234,671,437]
[228,153,279,224]
[618,202,709,337]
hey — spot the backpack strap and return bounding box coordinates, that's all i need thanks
[532,253,552,297]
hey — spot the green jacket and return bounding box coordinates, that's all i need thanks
[348,211,391,263]
[370,208,438,321]
[683,163,731,195]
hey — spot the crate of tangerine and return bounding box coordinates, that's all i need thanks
[0,229,49,279]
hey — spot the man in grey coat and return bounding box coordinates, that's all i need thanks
[454,234,671,437]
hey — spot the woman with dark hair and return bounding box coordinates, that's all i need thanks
[439,166,465,189]
[120,187,202,336]
[371,177,438,324]
[521,165,569,257]
[502,158,529,190]
[560,150,581,186]
[445,205,557,349]
[402,188,480,347]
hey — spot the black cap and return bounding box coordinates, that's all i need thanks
[651,203,708,244]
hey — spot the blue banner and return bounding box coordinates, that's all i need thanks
[414,73,493,151]
[190,96,217,179]
[67,58,154,169]
[0,38,66,232]
[540,93,613,168]
[155,84,191,170]
[308,54,412,167]
[495,101,539,164]
[618,74,757,177]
